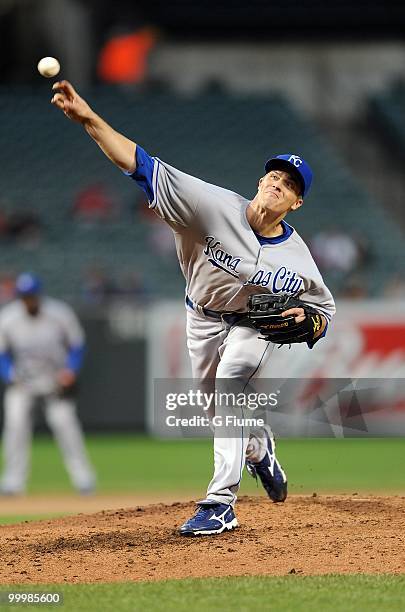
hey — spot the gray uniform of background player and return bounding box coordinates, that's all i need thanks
[131,147,336,506]
[0,297,96,494]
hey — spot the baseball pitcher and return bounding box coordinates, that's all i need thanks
[0,273,96,495]
[51,81,335,535]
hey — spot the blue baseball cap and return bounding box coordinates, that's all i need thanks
[15,273,42,296]
[264,154,313,197]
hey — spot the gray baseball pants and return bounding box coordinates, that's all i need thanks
[186,307,275,506]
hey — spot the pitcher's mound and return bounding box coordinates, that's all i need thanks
[1,495,404,583]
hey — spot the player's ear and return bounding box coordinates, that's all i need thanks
[291,197,303,211]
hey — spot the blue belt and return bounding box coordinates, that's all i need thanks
[185,295,246,326]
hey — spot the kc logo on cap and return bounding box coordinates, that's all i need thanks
[288,155,303,167]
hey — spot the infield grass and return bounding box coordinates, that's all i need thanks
[1,575,405,611]
[10,434,405,494]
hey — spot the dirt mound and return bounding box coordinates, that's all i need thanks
[1,495,404,583]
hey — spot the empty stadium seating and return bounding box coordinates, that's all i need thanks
[0,86,402,300]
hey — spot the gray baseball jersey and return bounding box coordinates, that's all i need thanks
[128,145,336,507]
[0,297,84,395]
[130,146,335,322]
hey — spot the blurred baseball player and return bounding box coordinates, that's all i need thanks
[51,81,335,535]
[0,273,96,495]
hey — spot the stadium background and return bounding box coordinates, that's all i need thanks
[0,1,404,609]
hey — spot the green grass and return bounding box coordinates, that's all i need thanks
[3,434,403,495]
[0,513,68,525]
[1,576,405,611]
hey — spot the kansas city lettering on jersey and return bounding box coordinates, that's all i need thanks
[204,236,242,279]
[247,267,303,295]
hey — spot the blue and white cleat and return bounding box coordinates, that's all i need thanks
[246,428,288,503]
[179,502,238,536]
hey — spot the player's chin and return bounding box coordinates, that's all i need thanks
[266,201,287,213]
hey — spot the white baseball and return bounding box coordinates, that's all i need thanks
[37,57,60,78]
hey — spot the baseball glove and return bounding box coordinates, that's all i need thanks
[246,294,324,345]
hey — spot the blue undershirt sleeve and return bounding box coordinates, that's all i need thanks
[0,351,14,384]
[65,344,85,374]
[126,145,155,202]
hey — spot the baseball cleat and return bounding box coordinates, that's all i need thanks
[179,502,238,536]
[246,428,288,502]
